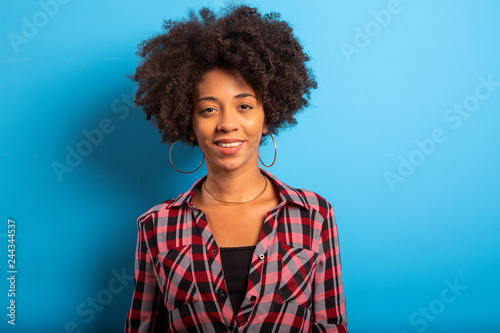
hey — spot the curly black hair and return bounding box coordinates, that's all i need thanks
[130,4,317,144]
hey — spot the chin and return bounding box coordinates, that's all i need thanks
[209,158,254,173]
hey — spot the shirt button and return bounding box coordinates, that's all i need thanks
[258,253,265,260]
[218,289,226,298]
[250,295,257,302]
[212,249,217,256]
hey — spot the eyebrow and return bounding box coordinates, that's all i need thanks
[196,93,256,103]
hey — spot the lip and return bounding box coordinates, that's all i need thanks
[214,139,245,155]
[215,138,244,143]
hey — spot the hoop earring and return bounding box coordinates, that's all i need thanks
[169,140,205,174]
[259,133,277,168]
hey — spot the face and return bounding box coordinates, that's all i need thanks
[191,68,267,173]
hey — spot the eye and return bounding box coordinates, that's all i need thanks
[200,107,216,113]
[240,104,253,110]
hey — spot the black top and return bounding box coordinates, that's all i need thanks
[219,245,256,315]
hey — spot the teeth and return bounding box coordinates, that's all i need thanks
[217,141,242,148]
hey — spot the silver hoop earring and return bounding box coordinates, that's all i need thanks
[169,140,205,174]
[259,133,277,168]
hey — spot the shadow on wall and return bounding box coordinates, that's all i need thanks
[46,75,205,331]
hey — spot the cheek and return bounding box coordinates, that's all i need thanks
[191,122,211,144]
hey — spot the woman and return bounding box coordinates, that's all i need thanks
[125,4,347,332]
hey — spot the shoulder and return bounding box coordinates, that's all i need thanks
[136,176,204,227]
[265,171,334,220]
[137,198,177,226]
[270,175,339,246]
[285,186,334,220]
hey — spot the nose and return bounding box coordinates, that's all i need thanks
[216,109,239,132]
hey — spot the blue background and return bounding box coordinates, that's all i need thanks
[1,0,499,332]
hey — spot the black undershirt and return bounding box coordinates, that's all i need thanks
[219,245,255,315]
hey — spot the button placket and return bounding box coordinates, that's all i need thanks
[217,288,227,299]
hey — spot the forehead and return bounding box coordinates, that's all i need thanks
[194,68,256,97]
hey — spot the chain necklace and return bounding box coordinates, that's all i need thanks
[203,177,268,204]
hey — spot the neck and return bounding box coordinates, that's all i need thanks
[203,164,266,203]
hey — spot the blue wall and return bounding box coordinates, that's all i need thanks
[1,0,499,332]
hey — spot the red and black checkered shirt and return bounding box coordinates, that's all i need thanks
[125,170,347,332]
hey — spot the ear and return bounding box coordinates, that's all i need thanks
[262,123,269,135]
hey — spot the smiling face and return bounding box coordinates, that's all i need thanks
[191,68,267,174]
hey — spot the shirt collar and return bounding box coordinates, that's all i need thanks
[165,169,309,210]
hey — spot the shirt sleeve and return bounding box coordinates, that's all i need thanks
[125,220,168,332]
[312,203,348,332]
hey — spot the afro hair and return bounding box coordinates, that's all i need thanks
[130,4,317,144]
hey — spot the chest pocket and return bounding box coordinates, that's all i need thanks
[154,245,200,311]
[277,243,317,308]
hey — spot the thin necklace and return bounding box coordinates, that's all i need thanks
[203,177,268,204]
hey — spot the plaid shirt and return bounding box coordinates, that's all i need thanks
[125,170,347,333]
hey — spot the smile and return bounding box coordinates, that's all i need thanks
[216,141,243,148]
